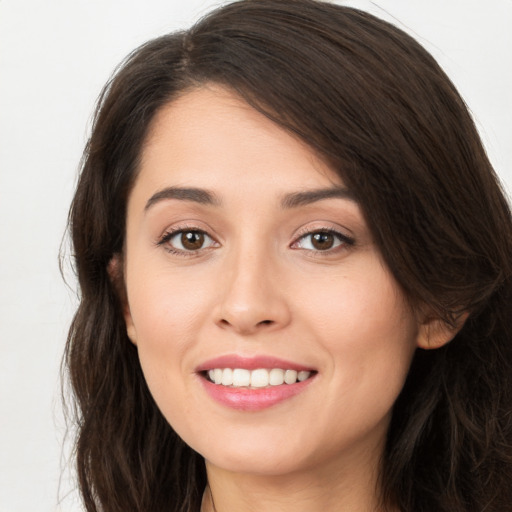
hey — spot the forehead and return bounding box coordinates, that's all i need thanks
[135,85,342,196]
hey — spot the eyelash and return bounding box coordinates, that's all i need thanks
[291,228,355,254]
[156,226,355,256]
[157,225,217,256]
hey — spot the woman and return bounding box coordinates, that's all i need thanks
[65,0,512,511]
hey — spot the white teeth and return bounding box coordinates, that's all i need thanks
[232,368,251,387]
[206,368,312,387]
[221,368,233,386]
[213,368,223,385]
[298,371,310,382]
[284,369,298,384]
[250,369,269,388]
[269,368,285,385]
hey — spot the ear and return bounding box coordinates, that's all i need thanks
[108,254,137,346]
[416,311,469,350]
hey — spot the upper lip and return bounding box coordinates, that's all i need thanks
[195,355,315,373]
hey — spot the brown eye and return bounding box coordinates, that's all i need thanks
[180,231,205,250]
[311,232,335,250]
[293,229,352,252]
[161,229,216,253]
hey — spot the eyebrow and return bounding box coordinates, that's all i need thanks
[280,186,356,208]
[144,185,356,211]
[144,186,220,211]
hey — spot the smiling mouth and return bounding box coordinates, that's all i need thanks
[203,368,315,388]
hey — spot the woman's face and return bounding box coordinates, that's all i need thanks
[122,85,422,477]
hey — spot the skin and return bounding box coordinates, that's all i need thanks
[120,85,455,512]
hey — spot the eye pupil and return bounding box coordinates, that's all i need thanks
[181,231,205,250]
[312,232,334,250]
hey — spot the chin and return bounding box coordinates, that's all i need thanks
[205,448,310,477]
[191,425,332,477]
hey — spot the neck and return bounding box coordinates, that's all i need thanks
[202,450,394,512]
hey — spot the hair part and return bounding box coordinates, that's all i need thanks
[65,1,512,511]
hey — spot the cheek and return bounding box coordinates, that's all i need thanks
[303,252,417,347]
[296,259,418,421]
[123,259,230,428]
[123,264,205,391]
[127,261,211,341]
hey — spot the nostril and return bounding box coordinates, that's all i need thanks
[216,316,278,333]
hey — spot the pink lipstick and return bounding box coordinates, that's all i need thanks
[196,355,316,411]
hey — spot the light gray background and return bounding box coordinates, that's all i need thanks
[0,1,510,510]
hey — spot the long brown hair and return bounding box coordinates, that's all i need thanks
[65,1,512,510]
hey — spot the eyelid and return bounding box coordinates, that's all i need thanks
[290,225,355,252]
[156,223,219,255]
[156,220,217,243]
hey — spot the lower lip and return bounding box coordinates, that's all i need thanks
[199,375,315,411]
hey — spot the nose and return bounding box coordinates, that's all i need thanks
[215,249,291,336]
